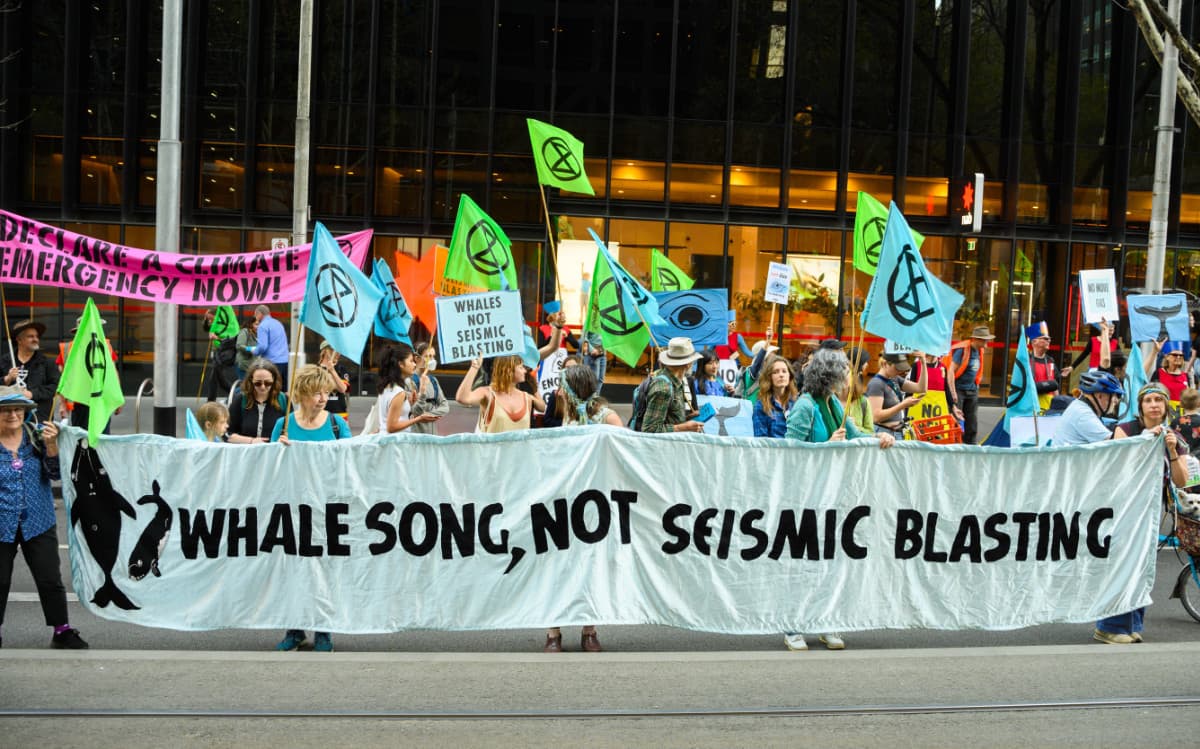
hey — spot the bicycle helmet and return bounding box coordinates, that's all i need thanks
[1078,368,1124,396]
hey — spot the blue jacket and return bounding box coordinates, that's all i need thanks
[251,315,289,365]
[753,396,795,438]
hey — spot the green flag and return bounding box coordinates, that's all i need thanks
[650,249,695,292]
[526,118,595,195]
[57,298,124,446]
[584,239,652,367]
[853,192,924,276]
[445,194,518,291]
[1015,248,1033,283]
[209,305,240,340]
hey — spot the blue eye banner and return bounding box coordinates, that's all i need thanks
[650,289,729,347]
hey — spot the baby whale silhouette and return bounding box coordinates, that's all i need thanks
[129,480,172,581]
[69,441,139,610]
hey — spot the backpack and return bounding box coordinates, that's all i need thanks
[215,336,238,367]
[628,373,672,431]
[734,366,760,402]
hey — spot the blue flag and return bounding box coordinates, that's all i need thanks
[184,408,206,441]
[371,258,413,345]
[1004,326,1040,430]
[1119,344,1149,421]
[586,228,666,328]
[860,203,963,355]
[299,222,384,364]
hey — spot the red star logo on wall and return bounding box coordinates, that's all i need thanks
[961,182,975,212]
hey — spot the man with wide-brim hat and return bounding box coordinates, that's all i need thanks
[949,325,995,444]
[1,320,59,422]
[638,337,706,434]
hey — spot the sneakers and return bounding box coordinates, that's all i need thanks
[1093,628,1135,645]
[313,632,334,652]
[819,634,846,650]
[783,633,808,651]
[51,628,89,649]
[1131,632,1144,643]
[275,629,307,651]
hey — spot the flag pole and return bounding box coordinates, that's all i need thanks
[281,322,305,440]
[0,284,17,369]
[195,338,213,403]
[537,184,565,305]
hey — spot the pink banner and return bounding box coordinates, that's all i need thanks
[0,210,373,306]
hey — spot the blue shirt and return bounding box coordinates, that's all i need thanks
[252,315,289,365]
[753,396,795,438]
[0,430,61,542]
[270,412,351,443]
[1053,398,1113,446]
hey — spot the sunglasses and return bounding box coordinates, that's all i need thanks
[252,380,273,387]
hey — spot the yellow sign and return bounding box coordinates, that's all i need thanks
[907,390,949,421]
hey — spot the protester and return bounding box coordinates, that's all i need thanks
[753,354,798,438]
[690,348,730,397]
[0,387,86,649]
[844,346,874,433]
[196,401,230,443]
[204,312,239,403]
[1071,321,1118,372]
[781,348,894,652]
[580,328,606,392]
[715,317,753,361]
[637,338,706,434]
[736,337,779,402]
[234,315,259,379]
[246,304,290,388]
[376,343,439,434]
[868,353,926,438]
[458,354,546,433]
[1053,369,1123,446]
[270,364,350,653]
[537,303,578,352]
[910,350,962,420]
[539,356,580,430]
[318,340,351,424]
[1025,322,1071,412]
[543,364,620,653]
[1152,340,1190,403]
[226,360,287,444]
[1,319,60,423]
[949,326,994,443]
[408,342,449,435]
[1097,383,1190,644]
[1171,387,1200,454]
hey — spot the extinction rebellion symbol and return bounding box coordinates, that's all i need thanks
[465,220,510,277]
[886,244,935,325]
[540,137,583,182]
[84,333,109,398]
[657,267,682,291]
[1006,360,1031,409]
[860,216,887,269]
[315,263,358,328]
[595,277,642,336]
[381,282,405,324]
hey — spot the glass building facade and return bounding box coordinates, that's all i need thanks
[3,0,1200,397]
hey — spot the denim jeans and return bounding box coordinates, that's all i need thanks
[1097,607,1144,635]
[586,352,606,392]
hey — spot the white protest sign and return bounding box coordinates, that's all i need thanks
[435,290,526,363]
[884,339,916,355]
[718,359,739,392]
[1078,269,1119,324]
[764,262,793,304]
[537,349,569,403]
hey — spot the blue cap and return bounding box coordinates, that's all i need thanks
[1025,321,1049,340]
[1162,340,1186,355]
[543,300,561,315]
[727,309,737,324]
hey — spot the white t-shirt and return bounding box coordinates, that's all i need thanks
[376,384,410,434]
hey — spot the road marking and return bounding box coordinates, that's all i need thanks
[8,592,80,603]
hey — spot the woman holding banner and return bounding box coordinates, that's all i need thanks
[405,343,448,435]
[457,355,546,433]
[226,361,287,444]
[543,365,621,653]
[782,348,895,652]
[270,364,351,653]
[1098,383,1191,644]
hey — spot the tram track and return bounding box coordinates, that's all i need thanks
[3,696,1199,721]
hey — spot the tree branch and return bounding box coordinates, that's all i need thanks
[1128,0,1200,128]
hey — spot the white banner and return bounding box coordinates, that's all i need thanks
[58,427,1162,634]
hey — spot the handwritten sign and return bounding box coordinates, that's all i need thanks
[764,262,793,305]
[435,290,525,363]
[907,389,949,421]
[1077,269,1119,324]
[718,359,739,392]
[537,349,569,403]
[884,339,916,355]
